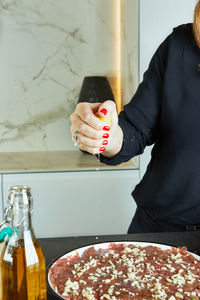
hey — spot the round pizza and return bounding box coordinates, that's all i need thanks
[49,242,200,299]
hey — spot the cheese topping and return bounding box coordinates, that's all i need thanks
[50,244,200,299]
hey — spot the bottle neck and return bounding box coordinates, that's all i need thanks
[11,205,34,240]
[4,185,36,242]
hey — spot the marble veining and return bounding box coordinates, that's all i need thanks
[0,0,138,152]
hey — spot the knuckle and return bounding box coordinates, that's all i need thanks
[107,100,116,111]
[79,123,87,133]
[69,113,74,122]
[82,112,91,123]
[76,103,82,111]
[110,100,116,110]
[107,99,114,105]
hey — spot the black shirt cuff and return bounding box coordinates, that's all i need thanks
[99,117,141,165]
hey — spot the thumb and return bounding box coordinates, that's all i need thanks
[98,100,116,116]
[98,100,118,127]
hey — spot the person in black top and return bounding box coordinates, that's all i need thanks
[70,1,200,233]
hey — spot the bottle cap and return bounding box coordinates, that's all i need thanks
[8,185,32,208]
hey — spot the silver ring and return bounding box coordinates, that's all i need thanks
[73,130,80,148]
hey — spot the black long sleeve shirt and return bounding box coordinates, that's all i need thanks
[100,23,200,226]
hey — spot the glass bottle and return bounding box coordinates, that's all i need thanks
[0,185,47,300]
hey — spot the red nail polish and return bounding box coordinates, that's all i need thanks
[99,147,105,152]
[103,133,109,138]
[102,140,108,145]
[100,108,107,115]
[103,126,110,131]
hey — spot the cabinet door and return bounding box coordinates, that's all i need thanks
[0,175,3,223]
[3,170,139,238]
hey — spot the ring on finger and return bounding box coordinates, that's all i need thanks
[73,130,80,147]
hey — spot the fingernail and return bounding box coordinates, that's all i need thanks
[103,126,110,131]
[103,133,109,138]
[100,108,107,115]
[99,147,105,152]
[102,140,108,145]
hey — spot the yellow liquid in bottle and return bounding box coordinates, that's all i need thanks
[0,238,47,300]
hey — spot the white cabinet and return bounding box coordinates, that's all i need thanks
[2,170,139,238]
[0,175,2,223]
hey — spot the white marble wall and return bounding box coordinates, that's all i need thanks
[122,0,138,105]
[0,0,138,152]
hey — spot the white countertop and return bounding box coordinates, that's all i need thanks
[0,151,139,173]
